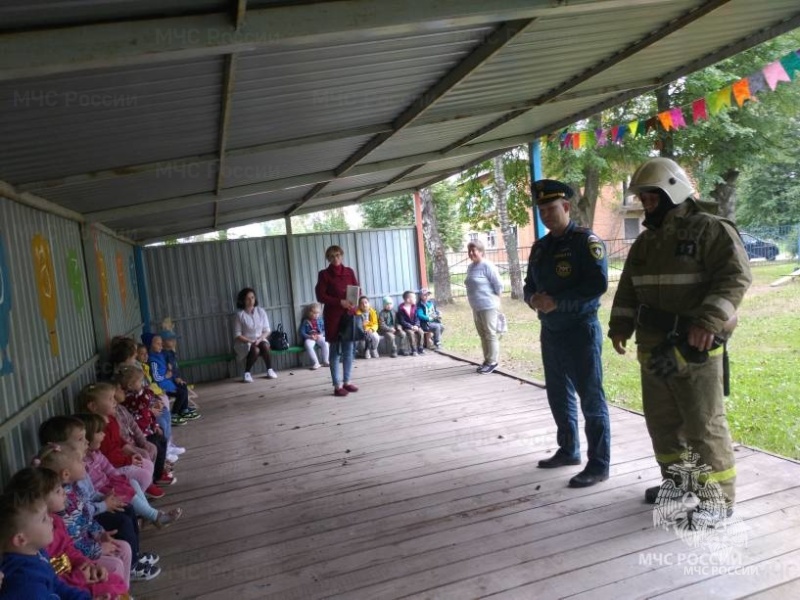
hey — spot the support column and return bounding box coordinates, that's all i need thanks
[413,190,428,288]
[529,140,546,240]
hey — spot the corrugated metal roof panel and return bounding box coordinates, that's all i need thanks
[28,161,219,214]
[107,204,217,241]
[425,1,699,120]
[217,185,312,216]
[362,113,508,164]
[301,191,365,212]
[222,135,373,187]
[0,57,223,184]
[227,24,494,148]
[322,169,409,194]
[474,91,623,142]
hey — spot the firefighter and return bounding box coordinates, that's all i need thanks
[608,157,751,512]
[524,179,611,488]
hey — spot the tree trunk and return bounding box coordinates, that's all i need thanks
[419,187,453,304]
[492,156,523,300]
[569,164,601,228]
[710,168,739,220]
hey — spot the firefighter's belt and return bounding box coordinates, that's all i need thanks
[636,305,693,336]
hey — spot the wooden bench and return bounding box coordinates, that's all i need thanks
[180,346,306,369]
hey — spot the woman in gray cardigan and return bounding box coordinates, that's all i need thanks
[464,240,504,374]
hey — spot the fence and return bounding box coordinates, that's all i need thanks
[444,224,799,299]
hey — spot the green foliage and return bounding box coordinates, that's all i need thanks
[310,207,349,232]
[359,183,463,251]
[457,148,531,229]
[360,194,414,228]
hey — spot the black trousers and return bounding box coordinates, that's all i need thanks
[95,504,140,565]
[147,431,167,481]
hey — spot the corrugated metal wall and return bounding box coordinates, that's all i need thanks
[0,196,102,483]
[82,225,143,378]
[143,228,419,382]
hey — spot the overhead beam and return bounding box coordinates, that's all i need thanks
[235,0,248,29]
[438,0,734,154]
[286,18,534,216]
[18,123,391,192]
[0,0,675,81]
[213,53,239,229]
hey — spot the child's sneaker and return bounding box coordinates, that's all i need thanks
[167,453,179,464]
[145,484,165,499]
[154,508,183,529]
[171,414,188,426]
[137,552,160,566]
[310,363,321,370]
[371,349,379,358]
[417,346,425,355]
[243,372,254,383]
[168,443,186,455]
[131,562,161,581]
[266,368,278,379]
[180,410,201,420]
[157,472,177,486]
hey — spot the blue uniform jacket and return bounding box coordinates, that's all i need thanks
[524,220,608,331]
[0,551,90,600]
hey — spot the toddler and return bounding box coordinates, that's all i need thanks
[298,303,330,370]
[0,483,91,599]
[147,335,198,424]
[4,466,129,598]
[137,343,186,460]
[356,296,380,359]
[397,290,424,355]
[377,296,402,358]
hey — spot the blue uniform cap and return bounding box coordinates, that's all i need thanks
[533,179,575,206]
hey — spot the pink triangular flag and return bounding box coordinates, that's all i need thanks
[669,107,687,129]
[595,128,607,147]
[763,61,790,91]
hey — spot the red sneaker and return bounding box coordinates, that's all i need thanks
[333,387,349,397]
[145,484,165,499]
[343,383,359,393]
[157,472,177,486]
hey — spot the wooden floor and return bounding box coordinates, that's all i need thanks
[136,352,800,600]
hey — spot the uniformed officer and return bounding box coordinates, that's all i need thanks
[608,158,751,512]
[524,179,611,488]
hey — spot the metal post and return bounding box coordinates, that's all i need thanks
[529,140,546,240]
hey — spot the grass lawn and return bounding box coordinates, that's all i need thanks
[437,262,800,459]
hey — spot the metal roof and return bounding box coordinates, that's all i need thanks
[0,0,798,242]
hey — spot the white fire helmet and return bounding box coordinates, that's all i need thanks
[628,158,695,205]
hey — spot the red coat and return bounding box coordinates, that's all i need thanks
[99,415,132,468]
[315,264,359,341]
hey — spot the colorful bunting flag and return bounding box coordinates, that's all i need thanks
[550,48,798,152]
[779,50,800,80]
[707,87,732,114]
[669,107,687,129]
[763,61,790,90]
[732,78,752,107]
[692,98,708,122]
[748,70,768,95]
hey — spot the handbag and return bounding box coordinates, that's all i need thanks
[339,312,365,342]
[268,323,290,350]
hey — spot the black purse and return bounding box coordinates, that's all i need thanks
[339,312,365,342]
[268,324,290,350]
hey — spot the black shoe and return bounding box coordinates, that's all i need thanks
[644,485,661,504]
[537,453,581,469]
[568,470,609,488]
[478,363,498,374]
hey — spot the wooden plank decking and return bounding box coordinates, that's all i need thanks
[136,352,800,600]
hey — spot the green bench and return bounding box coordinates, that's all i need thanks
[180,346,306,370]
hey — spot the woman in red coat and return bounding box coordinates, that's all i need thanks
[315,245,360,397]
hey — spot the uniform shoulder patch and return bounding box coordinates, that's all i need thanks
[587,234,605,261]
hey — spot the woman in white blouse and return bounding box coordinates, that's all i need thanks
[234,287,278,382]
